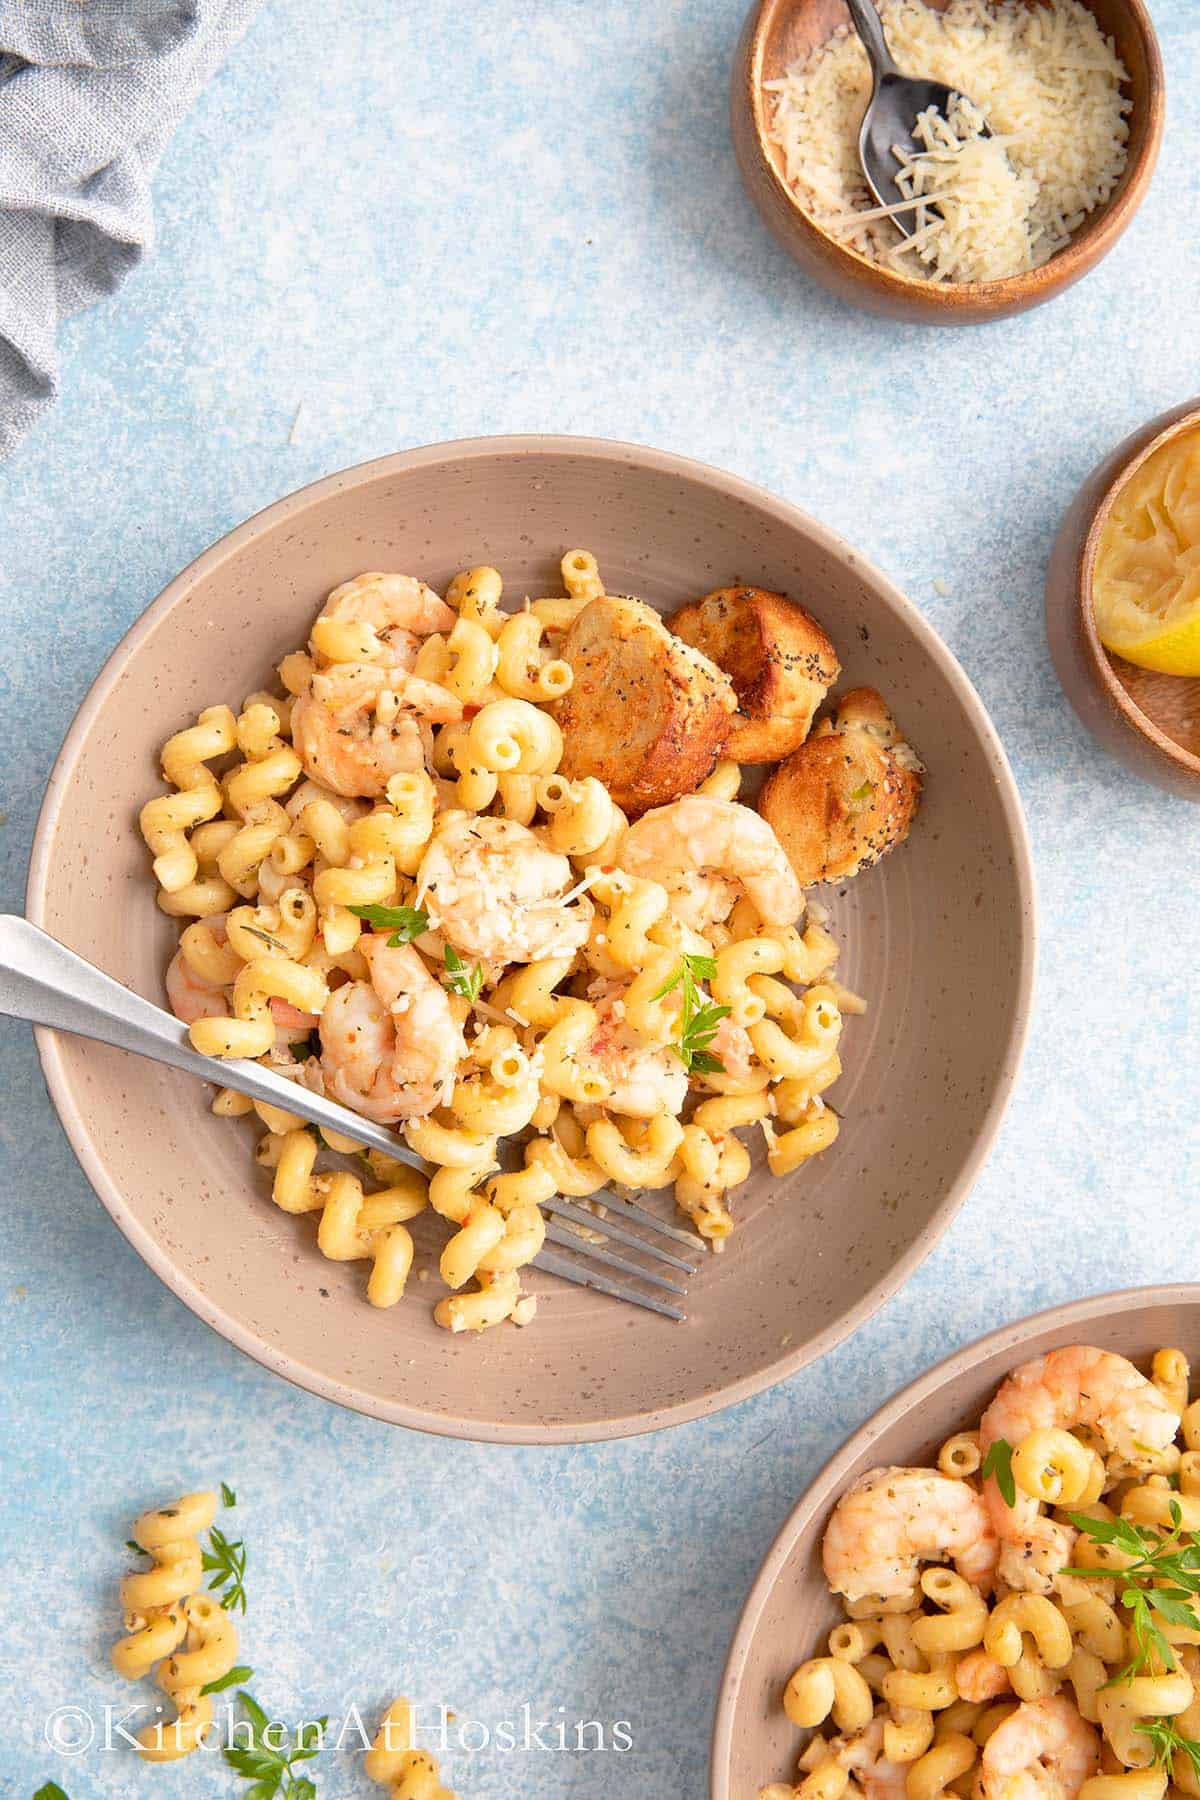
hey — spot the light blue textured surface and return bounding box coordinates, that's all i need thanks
[3,2,1200,1794]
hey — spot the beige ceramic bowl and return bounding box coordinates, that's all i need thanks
[28,436,1034,1443]
[712,1284,1200,1797]
[1046,398,1200,798]
[731,0,1164,325]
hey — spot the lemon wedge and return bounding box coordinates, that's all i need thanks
[1093,426,1200,676]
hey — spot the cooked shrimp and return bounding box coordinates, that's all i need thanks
[979,1347,1180,1591]
[577,979,688,1117]
[616,796,803,931]
[417,812,594,964]
[957,1649,1013,1703]
[979,1695,1098,1800]
[166,942,230,1026]
[708,1013,755,1083]
[317,571,456,667]
[829,1716,908,1800]
[822,1466,997,1606]
[166,918,315,1045]
[292,662,461,799]
[316,934,465,1122]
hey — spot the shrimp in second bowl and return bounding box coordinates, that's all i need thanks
[979,1345,1180,1591]
[822,1465,997,1607]
[417,812,594,964]
[616,795,803,932]
[828,1716,907,1800]
[291,662,461,800]
[317,571,456,668]
[979,1695,1098,1800]
[314,934,465,1122]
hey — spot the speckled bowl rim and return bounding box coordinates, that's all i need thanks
[742,0,1165,314]
[27,434,1036,1444]
[711,1281,1200,1796]
[1078,404,1200,781]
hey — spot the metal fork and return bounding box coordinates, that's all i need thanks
[0,916,701,1320]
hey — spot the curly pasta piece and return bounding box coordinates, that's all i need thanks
[366,1696,457,1798]
[112,1492,226,1764]
[268,1129,427,1307]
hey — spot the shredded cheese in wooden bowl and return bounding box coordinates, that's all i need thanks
[765,0,1131,284]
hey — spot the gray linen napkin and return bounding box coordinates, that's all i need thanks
[0,0,260,461]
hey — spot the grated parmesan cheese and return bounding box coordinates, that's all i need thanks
[765,0,1130,284]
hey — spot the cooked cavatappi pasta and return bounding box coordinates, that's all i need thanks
[141,556,859,1334]
[763,1345,1200,1800]
[366,1696,458,1799]
[111,1490,238,1763]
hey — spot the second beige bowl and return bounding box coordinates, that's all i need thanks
[713,1285,1200,1797]
[28,436,1034,1442]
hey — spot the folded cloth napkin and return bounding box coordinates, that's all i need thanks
[0,0,261,460]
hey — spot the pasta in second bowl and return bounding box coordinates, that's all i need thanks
[713,1288,1200,1800]
[28,436,1033,1441]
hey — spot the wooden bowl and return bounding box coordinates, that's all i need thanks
[26,436,1034,1443]
[712,1284,1200,1797]
[1046,398,1200,798]
[731,0,1164,324]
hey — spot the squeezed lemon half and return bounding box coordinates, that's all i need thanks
[1093,425,1200,676]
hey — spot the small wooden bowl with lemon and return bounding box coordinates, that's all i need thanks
[1047,399,1200,798]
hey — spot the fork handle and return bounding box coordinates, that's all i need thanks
[0,914,424,1165]
[844,0,898,80]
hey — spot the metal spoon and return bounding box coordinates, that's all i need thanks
[844,0,987,237]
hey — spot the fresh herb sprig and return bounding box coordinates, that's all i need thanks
[650,952,730,1075]
[442,945,483,1002]
[34,1784,69,1800]
[202,1662,255,1697]
[203,1521,248,1615]
[1066,1502,1200,1679]
[349,903,429,946]
[224,1691,327,1800]
[981,1437,1017,1508]
[1139,1718,1200,1780]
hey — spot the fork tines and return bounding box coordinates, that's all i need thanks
[533,1191,704,1321]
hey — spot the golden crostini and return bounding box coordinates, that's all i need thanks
[554,594,736,816]
[758,687,922,886]
[667,585,840,763]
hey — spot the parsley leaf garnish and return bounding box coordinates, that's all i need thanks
[349,903,429,946]
[34,1784,70,1800]
[223,1691,327,1799]
[443,945,483,1002]
[202,1523,248,1614]
[1139,1718,1200,1780]
[1066,1504,1200,1682]
[650,952,731,1074]
[981,1438,1017,1508]
[202,1662,254,1696]
[222,1482,237,1508]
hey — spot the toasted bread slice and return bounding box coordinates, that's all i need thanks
[667,586,840,763]
[555,595,736,816]
[758,687,922,886]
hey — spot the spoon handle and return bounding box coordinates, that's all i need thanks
[0,913,424,1165]
[843,0,899,81]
